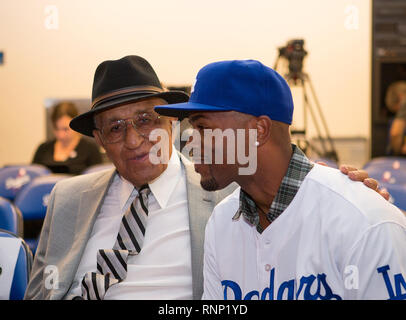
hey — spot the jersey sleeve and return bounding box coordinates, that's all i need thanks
[343,221,406,300]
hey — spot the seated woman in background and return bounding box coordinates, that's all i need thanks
[32,102,103,175]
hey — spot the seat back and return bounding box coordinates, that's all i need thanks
[381,183,406,212]
[0,229,33,300]
[0,197,23,237]
[14,174,67,221]
[14,174,68,253]
[364,166,406,185]
[0,165,51,201]
[363,157,406,172]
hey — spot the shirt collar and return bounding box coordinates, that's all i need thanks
[117,147,182,211]
[148,149,182,209]
[118,175,135,212]
[233,144,314,233]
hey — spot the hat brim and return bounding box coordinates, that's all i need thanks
[154,102,231,121]
[70,90,189,137]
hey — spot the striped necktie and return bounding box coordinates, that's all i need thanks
[81,185,151,300]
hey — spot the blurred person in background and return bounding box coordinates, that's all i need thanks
[32,102,103,174]
[385,81,406,155]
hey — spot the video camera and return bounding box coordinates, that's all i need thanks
[277,39,307,78]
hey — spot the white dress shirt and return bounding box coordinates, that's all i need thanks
[68,150,193,299]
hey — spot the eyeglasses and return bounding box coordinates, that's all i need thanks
[96,112,161,144]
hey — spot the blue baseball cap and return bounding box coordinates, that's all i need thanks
[155,59,294,124]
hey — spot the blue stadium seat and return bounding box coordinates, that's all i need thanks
[364,166,406,185]
[363,157,406,172]
[14,174,68,253]
[380,183,406,212]
[0,196,23,237]
[0,165,51,201]
[81,162,114,174]
[0,229,33,300]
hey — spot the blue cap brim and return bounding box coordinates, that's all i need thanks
[154,102,231,120]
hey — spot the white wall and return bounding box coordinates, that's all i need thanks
[0,0,371,166]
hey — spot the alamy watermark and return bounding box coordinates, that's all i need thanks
[149,121,258,175]
[44,265,59,290]
[344,4,359,30]
[344,265,359,290]
[44,5,59,30]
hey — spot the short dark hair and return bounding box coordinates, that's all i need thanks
[51,102,79,127]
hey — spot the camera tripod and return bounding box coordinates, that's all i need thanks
[274,57,339,162]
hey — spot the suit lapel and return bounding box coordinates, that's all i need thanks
[72,169,116,252]
[52,169,116,299]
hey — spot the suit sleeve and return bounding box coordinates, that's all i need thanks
[202,215,224,300]
[23,184,58,300]
[343,221,406,300]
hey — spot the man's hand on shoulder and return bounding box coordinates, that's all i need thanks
[339,164,390,201]
[316,161,390,201]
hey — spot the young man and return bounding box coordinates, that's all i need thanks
[155,59,406,300]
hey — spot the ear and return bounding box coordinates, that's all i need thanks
[254,116,272,146]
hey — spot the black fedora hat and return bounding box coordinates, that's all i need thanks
[70,55,189,137]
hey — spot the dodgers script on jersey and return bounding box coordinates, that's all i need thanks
[202,165,406,300]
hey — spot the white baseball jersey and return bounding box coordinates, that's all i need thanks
[203,164,406,300]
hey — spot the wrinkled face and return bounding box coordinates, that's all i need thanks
[53,115,77,144]
[93,98,174,188]
[188,111,251,191]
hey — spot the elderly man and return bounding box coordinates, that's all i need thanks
[24,55,232,300]
[155,59,406,300]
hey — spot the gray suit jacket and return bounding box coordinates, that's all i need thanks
[24,153,235,300]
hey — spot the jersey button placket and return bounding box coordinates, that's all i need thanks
[258,233,270,291]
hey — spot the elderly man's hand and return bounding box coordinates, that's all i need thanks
[316,161,390,201]
[339,165,390,201]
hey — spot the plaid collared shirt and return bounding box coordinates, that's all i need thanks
[233,144,314,233]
